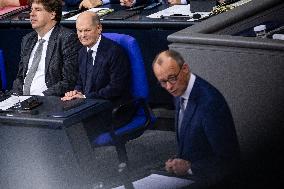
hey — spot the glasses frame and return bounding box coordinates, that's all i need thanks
[158,64,184,87]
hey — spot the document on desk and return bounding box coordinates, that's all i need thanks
[112,174,194,189]
[0,96,31,110]
[66,8,113,20]
[147,5,211,21]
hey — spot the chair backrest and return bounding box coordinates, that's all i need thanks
[102,33,149,100]
[0,49,7,90]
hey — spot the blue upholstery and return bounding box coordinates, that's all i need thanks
[91,33,156,164]
[102,33,149,99]
[95,116,147,145]
[0,49,7,91]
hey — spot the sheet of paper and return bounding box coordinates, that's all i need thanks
[0,96,31,110]
[112,174,194,189]
[62,11,69,15]
[66,8,112,20]
[147,5,210,21]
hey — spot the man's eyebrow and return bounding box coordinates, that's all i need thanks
[159,74,175,81]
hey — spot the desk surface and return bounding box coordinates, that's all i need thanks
[0,96,112,128]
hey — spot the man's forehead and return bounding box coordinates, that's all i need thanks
[156,56,178,70]
[31,3,45,9]
[154,60,178,78]
[32,2,43,6]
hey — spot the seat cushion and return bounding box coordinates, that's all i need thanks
[92,115,147,146]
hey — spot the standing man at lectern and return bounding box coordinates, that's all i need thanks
[11,0,81,96]
[152,50,240,187]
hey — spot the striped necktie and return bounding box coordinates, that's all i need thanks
[84,49,93,94]
[23,39,45,95]
[178,97,185,134]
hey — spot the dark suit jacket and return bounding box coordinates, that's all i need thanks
[12,24,82,96]
[175,75,240,186]
[75,36,131,107]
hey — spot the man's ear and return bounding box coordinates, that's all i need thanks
[182,63,190,73]
[50,12,56,20]
[97,24,103,35]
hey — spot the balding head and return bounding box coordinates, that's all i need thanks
[77,11,100,27]
[76,11,102,48]
[153,50,185,68]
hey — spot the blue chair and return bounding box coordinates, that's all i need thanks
[91,33,156,169]
[0,49,7,91]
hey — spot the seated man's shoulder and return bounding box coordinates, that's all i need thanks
[196,76,228,106]
[56,25,77,37]
[23,30,37,41]
[102,36,127,54]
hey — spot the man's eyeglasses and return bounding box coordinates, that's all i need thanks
[158,64,183,87]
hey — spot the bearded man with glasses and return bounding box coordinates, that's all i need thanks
[152,50,240,188]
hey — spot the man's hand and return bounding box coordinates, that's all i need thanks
[61,90,84,101]
[120,0,134,7]
[167,0,181,5]
[79,0,103,9]
[165,158,191,176]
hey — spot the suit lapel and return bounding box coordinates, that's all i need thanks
[81,47,88,90]
[45,25,59,74]
[178,77,200,155]
[92,37,107,80]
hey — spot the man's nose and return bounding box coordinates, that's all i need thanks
[30,10,35,16]
[80,31,87,37]
[165,82,173,90]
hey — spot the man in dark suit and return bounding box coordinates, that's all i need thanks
[62,11,130,106]
[152,50,240,187]
[11,0,81,96]
[61,11,131,136]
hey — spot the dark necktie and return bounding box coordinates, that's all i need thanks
[84,49,93,94]
[178,97,185,134]
[23,39,45,95]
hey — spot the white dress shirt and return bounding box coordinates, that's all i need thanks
[87,35,102,65]
[180,73,196,111]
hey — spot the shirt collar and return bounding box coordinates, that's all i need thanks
[87,35,102,52]
[181,73,196,100]
[37,26,54,43]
